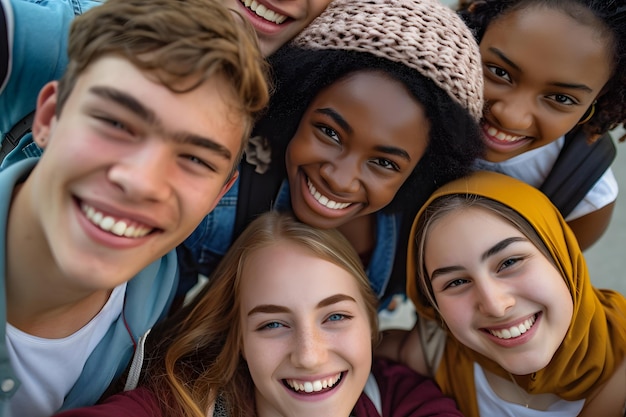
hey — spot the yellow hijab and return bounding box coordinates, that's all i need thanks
[406,171,626,417]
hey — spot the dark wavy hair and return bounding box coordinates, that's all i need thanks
[253,46,484,214]
[458,0,626,140]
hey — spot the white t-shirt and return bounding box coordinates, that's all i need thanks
[5,283,126,417]
[474,136,618,221]
[474,363,585,416]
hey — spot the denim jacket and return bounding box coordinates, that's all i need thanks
[0,0,102,169]
[180,173,401,300]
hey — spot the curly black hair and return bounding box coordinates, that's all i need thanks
[458,0,626,140]
[253,46,484,214]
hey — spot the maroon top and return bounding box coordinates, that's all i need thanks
[55,358,463,417]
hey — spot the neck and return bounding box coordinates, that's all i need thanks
[484,370,562,411]
[5,181,111,338]
[337,214,376,259]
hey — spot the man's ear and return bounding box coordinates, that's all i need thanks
[206,169,239,213]
[31,81,59,149]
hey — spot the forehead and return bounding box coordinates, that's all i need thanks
[481,6,613,87]
[239,242,364,306]
[425,206,524,259]
[308,71,429,151]
[72,55,245,154]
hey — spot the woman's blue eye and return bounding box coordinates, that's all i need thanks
[327,313,345,322]
[263,322,283,329]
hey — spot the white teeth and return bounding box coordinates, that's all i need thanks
[306,179,351,210]
[240,0,287,24]
[287,374,341,393]
[81,203,152,238]
[485,125,525,143]
[488,315,537,340]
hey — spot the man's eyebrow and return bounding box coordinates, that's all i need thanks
[315,108,353,134]
[90,86,157,124]
[89,86,232,160]
[172,132,232,161]
[487,48,593,93]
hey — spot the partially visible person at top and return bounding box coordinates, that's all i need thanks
[0,0,331,168]
[0,0,269,415]
[177,0,485,306]
[456,0,626,250]
[223,0,332,56]
[54,212,464,417]
[379,171,626,416]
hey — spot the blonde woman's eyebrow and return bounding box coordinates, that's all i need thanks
[247,294,357,316]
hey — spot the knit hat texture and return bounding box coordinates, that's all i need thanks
[291,0,484,120]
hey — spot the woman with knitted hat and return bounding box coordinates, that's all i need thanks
[455,0,626,251]
[177,0,485,306]
[384,170,626,416]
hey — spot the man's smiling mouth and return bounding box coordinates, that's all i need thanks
[81,202,154,238]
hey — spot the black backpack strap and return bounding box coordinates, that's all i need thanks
[233,156,285,239]
[0,110,35,162]
[540,128,616,218]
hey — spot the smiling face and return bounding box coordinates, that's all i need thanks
[286,71,429,230]
[224,0,332,56]
[479,5,613,162]
[240,241,372,417]
[424,206,573,375]
[17,55,243,292]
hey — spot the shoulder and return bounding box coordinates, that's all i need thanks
[579,358,626,417]
[55,387,162,417]
[371,357,463,417]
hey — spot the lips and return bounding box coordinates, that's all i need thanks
[284,372,343,394]
[481,122,527,144]
[81,202,154,238]
[306,178,351,210]
[486,314,537,340]
[239,0,288,24]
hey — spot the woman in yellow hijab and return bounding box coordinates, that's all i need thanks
[401,170,626,416]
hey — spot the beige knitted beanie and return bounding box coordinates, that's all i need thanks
[291,0,484,121]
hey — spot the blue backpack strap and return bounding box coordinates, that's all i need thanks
[540,128,616,218]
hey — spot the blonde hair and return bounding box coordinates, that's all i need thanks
[144,212,379,417]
